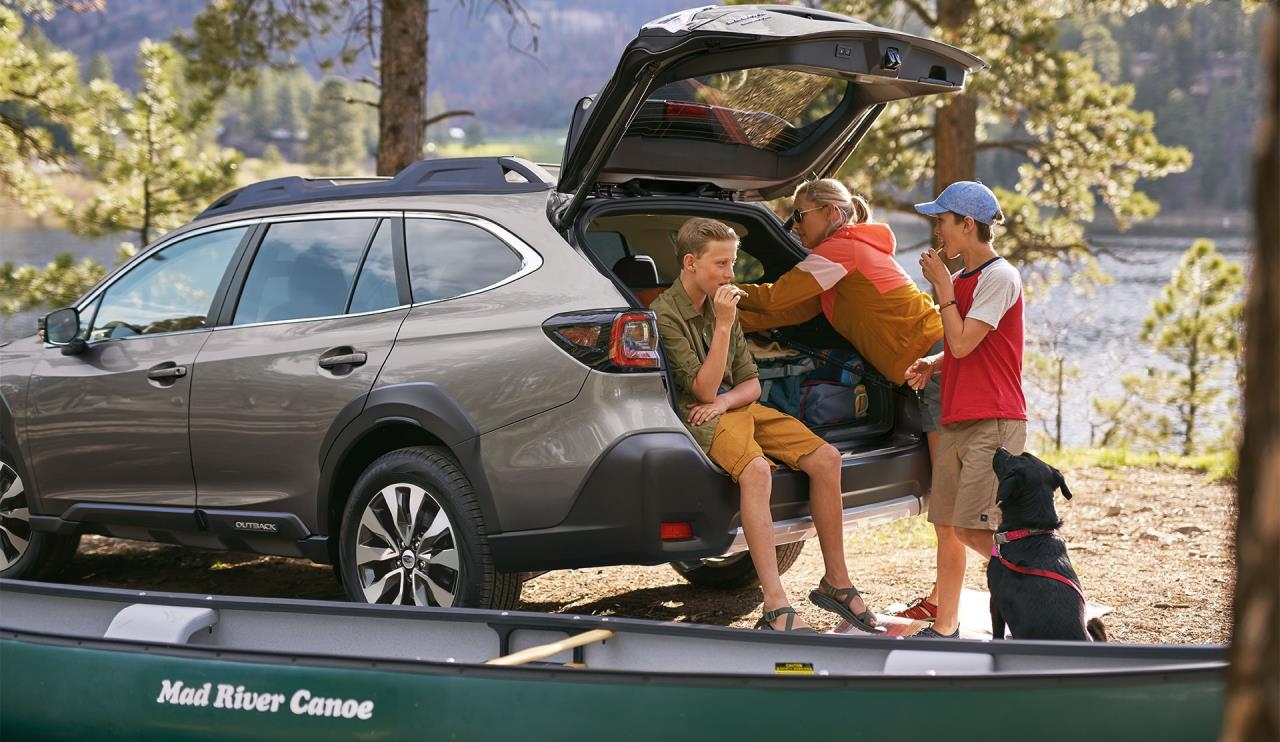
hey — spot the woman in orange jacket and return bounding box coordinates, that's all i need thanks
[738,178,945,623]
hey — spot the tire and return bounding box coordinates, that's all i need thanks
[669,540,805,590]
[0,454,79,580]
[338,447,520,610]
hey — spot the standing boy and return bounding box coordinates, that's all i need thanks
[897,182,1026,638]
[650,217,879,633]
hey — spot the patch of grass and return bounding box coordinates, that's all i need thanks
[429,132,565,165]
[1038,447,1236,481]
[850,513,936,548]
[235,157,315,185]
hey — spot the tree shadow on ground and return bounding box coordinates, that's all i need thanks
[521,583,762,627]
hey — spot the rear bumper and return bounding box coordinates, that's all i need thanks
[487,431,930,572]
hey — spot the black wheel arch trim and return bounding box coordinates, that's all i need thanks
[0,396,40,513]
[316,382,498,535]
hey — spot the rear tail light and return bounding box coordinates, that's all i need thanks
[660,521,694,541]
[543,310,662,372]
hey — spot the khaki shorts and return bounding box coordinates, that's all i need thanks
[928,418,1027,530]
[708,403,826,482]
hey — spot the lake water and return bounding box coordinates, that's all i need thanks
[2,222,1252,449]
[0,227,125,343]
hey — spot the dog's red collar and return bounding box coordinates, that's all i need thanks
[990,534,1085,601]
[995,528,1057,544]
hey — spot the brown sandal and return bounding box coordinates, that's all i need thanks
[755,605,817,633]
[809,578,883,633]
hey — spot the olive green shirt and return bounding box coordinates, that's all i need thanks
[651,278,759,452]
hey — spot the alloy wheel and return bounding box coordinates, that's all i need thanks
[0,461,31,570]
[353,482,460,606]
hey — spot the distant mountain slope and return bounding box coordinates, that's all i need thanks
[38,0,693,133]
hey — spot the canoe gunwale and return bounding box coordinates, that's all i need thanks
[0,626,1227,693]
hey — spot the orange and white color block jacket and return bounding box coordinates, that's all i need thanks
[738,222,944,384]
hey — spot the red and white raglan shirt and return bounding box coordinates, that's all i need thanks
[738,223,943,383]
[941,257,1026,424]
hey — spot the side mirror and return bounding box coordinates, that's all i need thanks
[43,307,86,355]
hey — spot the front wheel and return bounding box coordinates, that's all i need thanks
[0,455,79,580]
[669,541,805,590]
[338,447,520,609]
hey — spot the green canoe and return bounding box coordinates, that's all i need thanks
[0,580,1224,741]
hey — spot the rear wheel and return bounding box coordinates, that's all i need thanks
[0,455,79,580]
[669,541,805,590]
[338,447,520,609]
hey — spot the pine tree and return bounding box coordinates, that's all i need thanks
[84,51,112,83]
[175,0,536,175]
[1094,239,1245,454]
[757,0,1224,262]
[303,77,362,173]
[0,6,85,216]
[70,40,241,248]
[1140,239,1245,454]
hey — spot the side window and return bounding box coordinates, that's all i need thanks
[583,231,629,269]
[88,227,246,341]
[233,218,377,325]
[348,220,400,314]
[405,218,524,303]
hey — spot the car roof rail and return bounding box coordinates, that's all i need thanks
[195,156,556,220]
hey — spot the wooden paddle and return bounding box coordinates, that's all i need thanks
[486,629,615,667]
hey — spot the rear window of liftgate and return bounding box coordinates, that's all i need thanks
[625,67,850,153]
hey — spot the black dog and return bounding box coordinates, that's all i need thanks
[988,448,1106,641]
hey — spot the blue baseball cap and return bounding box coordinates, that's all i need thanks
[914,181,1001,224]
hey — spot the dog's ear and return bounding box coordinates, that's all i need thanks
[1054,468,1073,500]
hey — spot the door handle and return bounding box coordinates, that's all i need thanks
[318,352,367,369]
[146,365,187,380]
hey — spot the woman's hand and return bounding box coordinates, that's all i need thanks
[687,397,729,426]
[904,357,936,391]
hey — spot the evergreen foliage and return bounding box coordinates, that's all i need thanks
[84,50,110,82]
[1093,239,1245,454]
[174,0,536,175]
[0,6,84,216]
[0,243,133,315]
[785,0,1218,263]
[67,40,241,248]
[302,76,362,172]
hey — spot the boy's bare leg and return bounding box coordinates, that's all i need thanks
[797,444,871,620]
[739,456,809,630]
[921,430,941,606]
[931,524,967,635]
[931,526,994,635]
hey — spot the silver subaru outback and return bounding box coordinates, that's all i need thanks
[0,6,983,609]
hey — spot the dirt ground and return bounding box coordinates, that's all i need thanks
[50,464,1235,645]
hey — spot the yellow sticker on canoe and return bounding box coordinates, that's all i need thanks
[774,662,814,675]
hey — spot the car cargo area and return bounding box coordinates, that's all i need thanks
[576,205,924,456]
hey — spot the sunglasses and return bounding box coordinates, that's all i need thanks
[791,205,825,224]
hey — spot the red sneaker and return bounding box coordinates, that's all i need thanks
[887,597,938,622]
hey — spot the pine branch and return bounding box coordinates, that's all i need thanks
[900,0,937,26]
[423,110,476,128]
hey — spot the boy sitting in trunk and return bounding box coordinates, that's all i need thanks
[649,217,879,633]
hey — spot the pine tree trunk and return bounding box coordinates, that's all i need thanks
[933,1,977,188]
[1222,6,1280,740]
[1054,356,1063,451]
[932,0,977,252]
[377,0,428,176]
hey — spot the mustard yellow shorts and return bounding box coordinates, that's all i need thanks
[708,403,827,482]
[927,417,1027,530]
